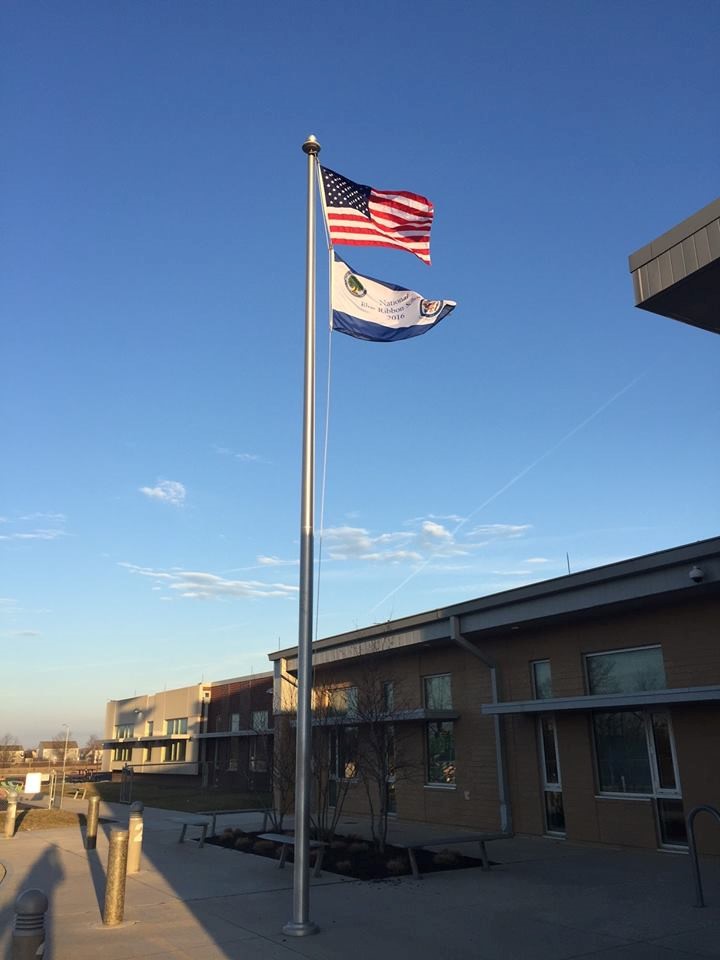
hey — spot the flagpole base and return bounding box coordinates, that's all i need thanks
[283,920,319,937]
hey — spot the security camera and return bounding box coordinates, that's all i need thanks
[689,566,704,584]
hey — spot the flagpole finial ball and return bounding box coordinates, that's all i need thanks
[302,135,321,156]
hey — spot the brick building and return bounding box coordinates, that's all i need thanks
[270,536,720,854]
[199,673,274,792]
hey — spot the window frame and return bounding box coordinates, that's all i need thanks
[531,660,553,700]
[425,719,456,787]
[423,673,453,711]
[166,717,188,735]
[164,740,187,763]
[584,644,665,696]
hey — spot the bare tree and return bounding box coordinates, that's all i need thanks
[264,715,295,832]
[0,733,20,766]
[51,730,73,764]
[84,734,103,766]
[309,680,354,842]
[351,654,420,852]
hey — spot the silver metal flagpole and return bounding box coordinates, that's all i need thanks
[283,133,321,938]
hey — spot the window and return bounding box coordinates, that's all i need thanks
[427,721,455,784]
[331,725,359,781]
[424,674,452,710]
[230,713,240,732]
[115,723,134,740]
[383,681,395,713]
[165,740,186,762]
[538,715,565,835]
[532,661,553,700]
[145,720,153,736]
[423,675,455,784]
[114,746,131,762]
[593,711,652,794]
[251,710,269,731]
[586,646,666,695]
[144,746,152,763]
[328,686,358,717]
[249,740,268,773]
[166,717,188,735]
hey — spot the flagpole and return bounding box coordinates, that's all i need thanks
[283,133,321,938]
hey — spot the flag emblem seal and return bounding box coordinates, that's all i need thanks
[420,299,443,317]
[344,272,367,298]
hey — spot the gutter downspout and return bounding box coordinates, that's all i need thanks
[450,615,513,834]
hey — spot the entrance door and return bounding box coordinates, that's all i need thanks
[538,714,565,836]
[647,711,686,847]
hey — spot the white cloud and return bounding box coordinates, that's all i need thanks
[213,445,267,464]
[0,513,67,541]
[120,562,298,601]
[467,523,531,540]
[321,519,468,564]
[526,557,549,564]
[257,555,299,567]
[139,480,186,506]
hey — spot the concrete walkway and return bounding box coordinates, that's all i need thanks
[2,801,720,959]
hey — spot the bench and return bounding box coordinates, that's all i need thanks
[171,816,212,848]
[256,833,328,877]
[198,808,273,836]
[67,786,87,800]
[391,832,513,880]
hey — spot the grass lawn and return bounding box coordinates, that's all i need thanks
[0,807,83,831]
[85,781,271,813]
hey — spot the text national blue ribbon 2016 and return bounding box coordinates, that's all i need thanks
[331,254,456,342]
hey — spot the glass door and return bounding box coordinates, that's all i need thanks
[538,714,565,836]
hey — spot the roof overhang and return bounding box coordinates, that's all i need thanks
[481,685,720,716]
[270,538,720,671]
[629,197,720,334]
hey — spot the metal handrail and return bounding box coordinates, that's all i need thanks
[687,804,720,906]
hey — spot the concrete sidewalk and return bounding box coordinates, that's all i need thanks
[2,802,720,959]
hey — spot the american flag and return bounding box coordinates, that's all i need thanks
[320,166,434,265]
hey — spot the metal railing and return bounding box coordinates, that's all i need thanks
[687,804,720,907]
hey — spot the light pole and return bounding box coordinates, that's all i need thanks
[59,724,70,810]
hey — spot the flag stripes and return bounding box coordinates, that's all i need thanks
[320,166,434,264]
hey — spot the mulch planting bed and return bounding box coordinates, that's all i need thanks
[207,828,487,880]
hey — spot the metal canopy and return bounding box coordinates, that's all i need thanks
[481,684,720,716]
[629,197,720,334]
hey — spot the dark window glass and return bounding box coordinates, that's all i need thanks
[587,648,666,695]
[544,791,565,834]
[540,716,560,785]
[424,675,452,710]
[593,711,652,793]
[427,721,455,784]
[657,799,687,847]
[533,661,553,700]
[651,713,677,791]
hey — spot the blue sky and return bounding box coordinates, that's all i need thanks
[2,1,719,747]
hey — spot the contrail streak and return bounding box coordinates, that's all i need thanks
[368,372,646,615]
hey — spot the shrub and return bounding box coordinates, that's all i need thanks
[253,839,277,854]
[330,840,348,851]
[234,836,252,850]
[385,858,407,875]
[348,842,369,854]
[432,849,461,867]
[335,859,353,874]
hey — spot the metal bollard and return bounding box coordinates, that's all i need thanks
[103,828,129,926]
[127,801,144,873]
[3,791,19,839]
[86,795,100,850]
[12,889,48,960]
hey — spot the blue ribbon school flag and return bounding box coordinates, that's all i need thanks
[331,254,456,342]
